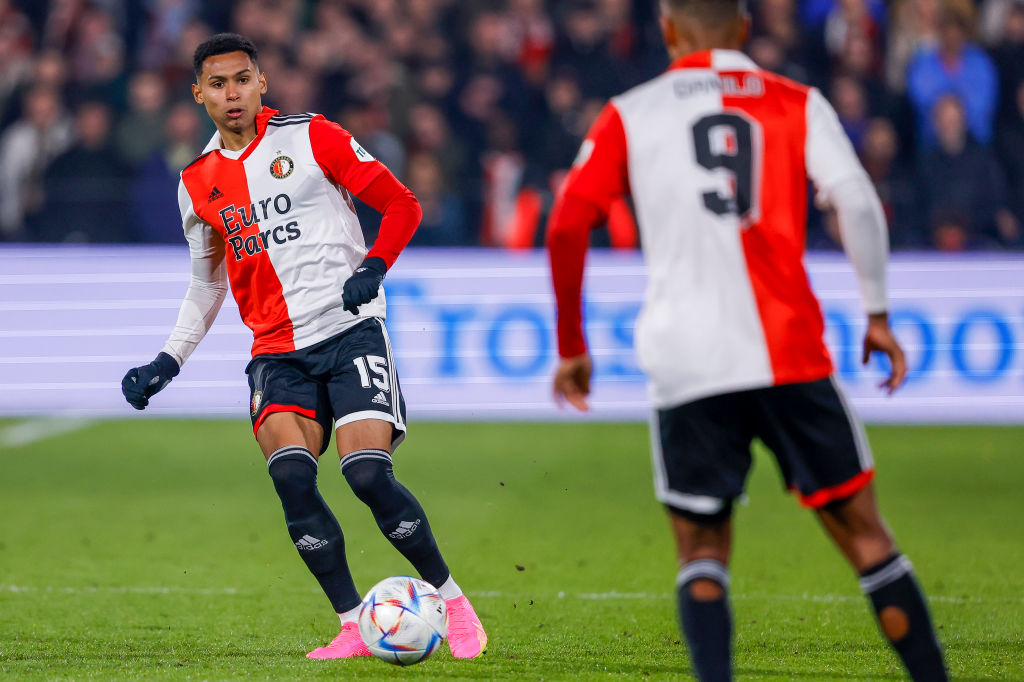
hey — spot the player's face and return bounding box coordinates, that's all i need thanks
[192,51,267,138]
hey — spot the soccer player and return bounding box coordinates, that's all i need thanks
[546,2,947,680]
[120,33,486,660]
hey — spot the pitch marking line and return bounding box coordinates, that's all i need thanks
[0,418,94,447]
[0,585,1006,605]
[1,585,239,595]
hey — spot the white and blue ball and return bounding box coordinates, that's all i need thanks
[358,576,447,666]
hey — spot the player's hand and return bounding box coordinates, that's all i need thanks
[121,352,180,410]
[553,354,593,411]
[342,256,387,315]
[862,312,906,395]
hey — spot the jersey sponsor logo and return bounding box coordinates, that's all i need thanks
[269,154,294,179]
[218,193,304,261]
[208,186,223,201]
[250,389,263,416]
[350,138,374,162]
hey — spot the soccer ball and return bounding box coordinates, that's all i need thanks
[358,576,447,665]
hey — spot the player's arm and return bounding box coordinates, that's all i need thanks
[805,88,905,393]
[308,116,422,314]
[546,102,630,410]
[121,182,228,410]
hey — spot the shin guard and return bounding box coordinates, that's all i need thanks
[267,446,360,613]
[860,554,948,681]
[341,449,450,588]
[677,559,732,682]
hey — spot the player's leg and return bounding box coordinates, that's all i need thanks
[756,377,947,680]
[814,480,893,570]
[336,418,451,592]
[328,319,486,658]
[249,357,369,659]
[669,510,733,682]
[653,392,755,682]
[818,485,948,681]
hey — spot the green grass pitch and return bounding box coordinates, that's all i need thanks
[1,420,1022,680]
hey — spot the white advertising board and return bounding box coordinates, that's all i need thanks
[1,246,1021,423]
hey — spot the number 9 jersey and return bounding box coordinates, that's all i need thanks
[551,49,879,409]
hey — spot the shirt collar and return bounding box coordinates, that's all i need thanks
[668,49,758,72]
[202,105,279,155]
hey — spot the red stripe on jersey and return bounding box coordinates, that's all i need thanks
[357,171,422,269]
[548,102,630,358]
[308,115,387,195]
[561,103,630,211]
[797,469,874,509]
[548,193,606,357]
[722,74,833,385]
[182,150,295,356]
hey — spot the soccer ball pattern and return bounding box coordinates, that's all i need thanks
[358,576,447,665]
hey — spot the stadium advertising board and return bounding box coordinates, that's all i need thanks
[1,247,1021,423]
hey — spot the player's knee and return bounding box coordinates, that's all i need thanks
[668,505,731,567]
[267,449,318,500]
[678,559,730,602]
[341,449,395,506]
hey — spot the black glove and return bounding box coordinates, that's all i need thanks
[342,256,387,315]
[121,352,180,410]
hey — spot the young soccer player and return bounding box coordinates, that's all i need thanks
[546,1,947,680]
[121,33,486,660]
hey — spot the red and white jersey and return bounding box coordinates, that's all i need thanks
[553,50,879,408]
[177,107,389,357]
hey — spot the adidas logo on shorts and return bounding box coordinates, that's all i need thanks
[372,391,389,406]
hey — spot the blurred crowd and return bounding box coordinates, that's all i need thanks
[0,0,1022,250]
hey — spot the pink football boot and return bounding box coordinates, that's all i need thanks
[445,595,487,658]
[306,621,372,659]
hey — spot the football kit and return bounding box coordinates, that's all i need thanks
[121,98,489,660]
[551,49,887,408]
[549,48,948,682]
[548,49,890,511]
[247,318,407,454]
[161,106,419,439]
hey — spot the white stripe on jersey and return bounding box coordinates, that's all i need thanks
[235,121,386,350]
[613,58,774,409]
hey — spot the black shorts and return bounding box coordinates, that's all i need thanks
[246,318,407,456]
[651,376,873,519]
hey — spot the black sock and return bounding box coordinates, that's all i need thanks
[860,553,948,681]
[341,450,450,588]
[267,446,360,613]
[677,560,732,682]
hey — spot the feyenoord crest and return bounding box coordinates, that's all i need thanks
[270,155,294,179]
[251,390,263,416]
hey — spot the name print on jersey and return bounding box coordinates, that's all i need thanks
[218,193,301,261]
[673,73,764,99]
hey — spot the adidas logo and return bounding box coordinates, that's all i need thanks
[295,534,327,551]
[208,186,223,201]
[372,391,389,406]
[388,519,421,539]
